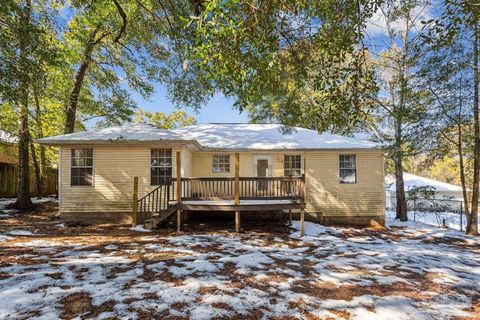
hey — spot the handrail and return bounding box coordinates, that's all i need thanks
[137,182,172,224]
[138,184,163,203]
[180,176,305,181]
[172,175,305,202]
[135,175,305,225]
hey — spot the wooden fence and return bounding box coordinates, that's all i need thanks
[0,163,57,198]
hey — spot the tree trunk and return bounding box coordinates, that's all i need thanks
[394,74,408,221]
[14,0,33,210]
[394,148,408,221]
[394,17,410,223]
[457,74,470,220]
[30,142,42,199]
[458,124,470,218]
[64,28,100,134]
[64,57,92,134]
[33,90,46,196]
[467,26,479,235]
[16,108,32,209]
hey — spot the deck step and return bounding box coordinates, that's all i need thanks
[143,206,177,229]
[143,219,154,230]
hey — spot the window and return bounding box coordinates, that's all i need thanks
[339,154,357,184]
[71,149,93,186]
[212,155,230,173]
[151,149,172,185]
[284,155,302,176]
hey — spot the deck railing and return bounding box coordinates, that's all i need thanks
[133,176,304,225]
[136,182,171,224]
[133,151,306,236]
[171,175,305,201]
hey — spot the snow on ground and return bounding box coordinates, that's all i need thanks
[0,196,57,215]
[0,235,13,242]
[129,225,152,232]
[6,230,33,236]
[0,216,479,319]
[386,209,479,232]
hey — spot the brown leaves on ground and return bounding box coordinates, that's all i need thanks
[1,201,479,319]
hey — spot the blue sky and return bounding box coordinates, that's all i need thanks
[134,85,249,124]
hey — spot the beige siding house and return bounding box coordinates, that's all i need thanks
[39,123,385,228]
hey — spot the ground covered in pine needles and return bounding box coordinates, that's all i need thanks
[0,198,479,319]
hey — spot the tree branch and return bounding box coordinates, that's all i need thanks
[112,0,128,44]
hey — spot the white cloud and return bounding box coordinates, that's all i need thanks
[365,2,433,37]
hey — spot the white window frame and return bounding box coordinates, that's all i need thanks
[284,154,302,177]
[70,148,94,187]
[150,148,173,185]
[339,154,357,184]
[212,154,230,173]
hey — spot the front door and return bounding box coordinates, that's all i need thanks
[256,159,269,190]
[257,159,269,177]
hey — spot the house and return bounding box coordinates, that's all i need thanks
[0,130,18,197]
[0,130,58,198]
[37,123,385,231]
[0,130,17,165]
[385,173,465,204]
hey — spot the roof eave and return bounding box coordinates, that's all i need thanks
[199,146,381,152]
[35,139,202,148]
[35,138,379,152]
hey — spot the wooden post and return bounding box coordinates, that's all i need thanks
[234,153,240,232]
[300,209,305,237]
[176,151,182,232]
[300,174,305,203]
[235,211,240,233]
[234,153,240,204]
[132,176,138,227]
[177,210,182,232]
[289,209,292,226]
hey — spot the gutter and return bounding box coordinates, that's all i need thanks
[34,137,380,152]
[35,139,203,150]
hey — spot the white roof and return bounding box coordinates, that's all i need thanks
[385,173,464,192]
[0,130,17,144]
[37,123,185,143]
[172,123,376,150]
[38,123,378,150]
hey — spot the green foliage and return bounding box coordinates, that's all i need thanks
[407,185,437,201]
[367,0,434,157]
[0,0,63,105]
[0,0,212,194]
[62,0,160,127]
[418,0,477,192]
[134,109,196,129]
[184,0,379,132]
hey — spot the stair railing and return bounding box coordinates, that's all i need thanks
[136,180,171,225]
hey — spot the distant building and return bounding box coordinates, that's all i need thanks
[0,130,57,197]
[0,130,18,197]
[0,130,17,165]
[385,172,464,202]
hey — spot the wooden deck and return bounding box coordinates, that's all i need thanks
[133,152,306,235]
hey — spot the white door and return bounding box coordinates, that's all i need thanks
[253,155,272,177]
[253,155,272,191]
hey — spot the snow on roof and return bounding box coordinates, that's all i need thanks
[36,123,185,144]
[385,173,464,192]
[172,123,376,150]
[0,130,17,144]
[38,122,378,150]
